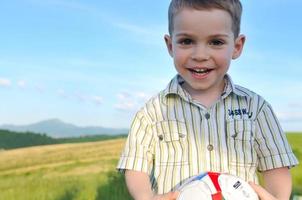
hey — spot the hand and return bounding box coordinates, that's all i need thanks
[249,182,277,200]
[151,191,180,200]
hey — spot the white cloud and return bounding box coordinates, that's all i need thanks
[56,88,103,106]
[0,78,11,87]
[57,89,69,98]
[35,85,45,93]
[91,96,103,105]
[115,102,136,111]
[114,91,153,112]
[136,92,150,100]
[17,80,27,89]
[117,92,131,100]
[74,92,88,102]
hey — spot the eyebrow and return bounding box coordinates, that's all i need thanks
[173,32,194,38]
[209,34,230,38]
[174,33,191,37]
[174,32,230,38]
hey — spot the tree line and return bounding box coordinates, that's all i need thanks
[0,129,127,150]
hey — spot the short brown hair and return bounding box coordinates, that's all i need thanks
[168,0,243,37]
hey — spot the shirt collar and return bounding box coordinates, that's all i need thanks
[163,74,249,101]
[224,74,250,97]
[163,75,191,101]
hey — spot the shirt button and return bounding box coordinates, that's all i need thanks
[207,144,214,151]
[179,133,186,138]
[158,135,163,141]
[205,113,210,119]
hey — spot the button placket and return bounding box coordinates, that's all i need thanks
[158,135,163,141]
[207,144,214,151]
[205,113,210,119]
[204,111,213,153]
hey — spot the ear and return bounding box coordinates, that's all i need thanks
[232,34,246,59]
[164,34,174,57]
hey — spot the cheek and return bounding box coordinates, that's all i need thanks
[214,50,233,66]
[173,49,189,63]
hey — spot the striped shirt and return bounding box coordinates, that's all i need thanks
[117,74,298,194]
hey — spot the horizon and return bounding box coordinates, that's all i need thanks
[0,118,128,129]
[1,118,302,134]
[1,0,302,131]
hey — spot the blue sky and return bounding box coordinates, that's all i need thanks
[1,0,302,131]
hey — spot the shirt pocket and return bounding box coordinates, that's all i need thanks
[226,119,257,167]
[152,120,188,166]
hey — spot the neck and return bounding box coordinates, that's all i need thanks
[183,81,226,108]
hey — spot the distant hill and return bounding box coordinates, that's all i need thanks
[0,129,127,150]
[0,119,128,138]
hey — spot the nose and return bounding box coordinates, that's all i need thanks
[190,44,210,61]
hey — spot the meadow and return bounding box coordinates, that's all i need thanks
[0,133,301,200]
[0,139,132,200]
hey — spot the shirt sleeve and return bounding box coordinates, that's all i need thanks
[254,101,299,171]
[116,109,154,174]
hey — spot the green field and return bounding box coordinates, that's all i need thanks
[287,133,302,196]
[0,139,132,200]
[0,133,301,200]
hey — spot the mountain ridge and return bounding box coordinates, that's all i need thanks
[0,119,128,138]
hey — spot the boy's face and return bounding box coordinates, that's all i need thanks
[165,8,245,95]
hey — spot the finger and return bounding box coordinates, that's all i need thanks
[161,191,179,200]
[170,191,180,199]
[249,182,276,200]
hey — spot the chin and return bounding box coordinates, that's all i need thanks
[189,84,210,92]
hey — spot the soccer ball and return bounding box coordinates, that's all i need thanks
[177,172,259,200]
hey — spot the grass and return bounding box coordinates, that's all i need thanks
[287,133,302,195]
[0,133,301,200]
[96,171,132,200]
[0,139,131,200]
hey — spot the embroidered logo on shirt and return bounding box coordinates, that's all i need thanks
[228,109,253,118]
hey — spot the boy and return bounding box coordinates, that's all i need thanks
[117,0,299,199]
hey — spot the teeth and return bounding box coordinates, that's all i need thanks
[192,68,209,73]
[195,69,207,73]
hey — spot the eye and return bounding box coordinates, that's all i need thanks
[209,39,225,46]
[178,38,193,45]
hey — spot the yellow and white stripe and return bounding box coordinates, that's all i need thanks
[117,74,298,194]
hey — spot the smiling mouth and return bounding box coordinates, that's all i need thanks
[188,68,213,75]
